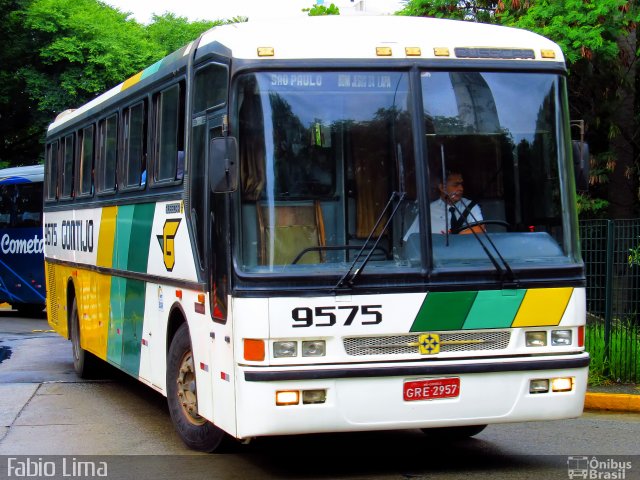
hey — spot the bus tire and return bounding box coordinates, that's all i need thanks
[420,424,487,439]
[70,298,99,378]
[166,323,229,452]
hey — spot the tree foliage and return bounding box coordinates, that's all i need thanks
[399,0,640,217]
[303,3,341,15]
[0,0,234,167]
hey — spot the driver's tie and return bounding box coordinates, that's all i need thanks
[449,206,458,229]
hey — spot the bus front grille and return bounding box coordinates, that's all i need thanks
[343,331,511,356]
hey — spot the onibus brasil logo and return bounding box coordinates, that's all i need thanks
[567,456,632,479]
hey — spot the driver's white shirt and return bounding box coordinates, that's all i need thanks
[404,197,483,239]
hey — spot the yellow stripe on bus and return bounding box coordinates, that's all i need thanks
[97,206,117,268]
[122,71,143,91]
[511,287,573,327]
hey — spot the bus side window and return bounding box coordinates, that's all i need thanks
[153,82,184,184]
[78,124,95,197]
[97,114,118,194]
[61,134,75,199]
[45,140,60,201]
[193,63,228,113]
[0,186,12,226]
[16,183,42,226]
[122,101,147,189]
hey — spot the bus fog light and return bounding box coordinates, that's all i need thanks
[302,340,325,357]
[276,390,299,405]
[525,331,547,347]
[551,377,573,392]
[302,389,327,404]
[551,330,572,346]
[273,341,297,358]
[529,379,549,394]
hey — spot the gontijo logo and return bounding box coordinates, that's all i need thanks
[157,219,181,271]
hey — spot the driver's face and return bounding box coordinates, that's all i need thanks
[441,173,464,204]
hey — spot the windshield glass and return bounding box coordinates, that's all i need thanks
[412,71,577,269]
[236,71,416,274]
[234,69,578,277]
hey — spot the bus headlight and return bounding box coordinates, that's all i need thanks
[273,341,297,358]
[529,379,549,394]
[551,330,572,346]
[302,340,325,357]
[525,331,547,347]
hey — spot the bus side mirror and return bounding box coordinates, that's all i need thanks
[209,137,238,193]
[572,140,590,192]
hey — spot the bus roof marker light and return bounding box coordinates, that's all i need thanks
[540,49,556,59]
[376,47,393,56]
[405,47,421,56]
[257,47,275,57]
[433,47,450,57]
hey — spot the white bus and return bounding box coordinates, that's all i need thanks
[44,16,589,452]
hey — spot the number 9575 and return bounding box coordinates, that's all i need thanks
[292,305,382,327]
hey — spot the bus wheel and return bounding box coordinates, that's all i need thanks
[421,425,487,440]
[167,323,229,452]
[70,298,99,378]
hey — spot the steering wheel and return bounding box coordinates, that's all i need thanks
[451,220,510,235]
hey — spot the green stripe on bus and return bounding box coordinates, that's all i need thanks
[462,289,525,329]
[127,203,155,273]
[411,291,477,331]
[113,205,134,270]
[121,279,145,377]
[107,276,126,365]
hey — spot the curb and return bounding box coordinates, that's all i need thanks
[584,392,640,413]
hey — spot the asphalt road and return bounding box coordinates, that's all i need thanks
[0,310,638,480]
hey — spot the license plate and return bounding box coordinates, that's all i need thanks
[403,377,460,401]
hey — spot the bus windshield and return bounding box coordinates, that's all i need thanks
[235,69,578,277]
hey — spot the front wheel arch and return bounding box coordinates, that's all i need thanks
[166,322,231,452]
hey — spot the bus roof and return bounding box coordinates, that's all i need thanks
[48,16,564,133]
[199,16,564,61]
[0,164,44,185]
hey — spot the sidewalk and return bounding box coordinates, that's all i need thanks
[585,383,640,413]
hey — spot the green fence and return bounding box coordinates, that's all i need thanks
[580,219,640,384]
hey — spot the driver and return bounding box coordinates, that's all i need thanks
[430,171,483,234]
[404,170,484,237]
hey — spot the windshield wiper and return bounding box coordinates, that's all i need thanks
[334,191,406,290]
[449,201,519,288]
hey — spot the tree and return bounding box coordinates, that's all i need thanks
[304,3,340,15]
[398,0,640,218]
[145,13,233,54]
[0,0,233,167]
[0,0,44,167]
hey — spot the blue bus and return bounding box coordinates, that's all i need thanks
[0,165,45,315]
